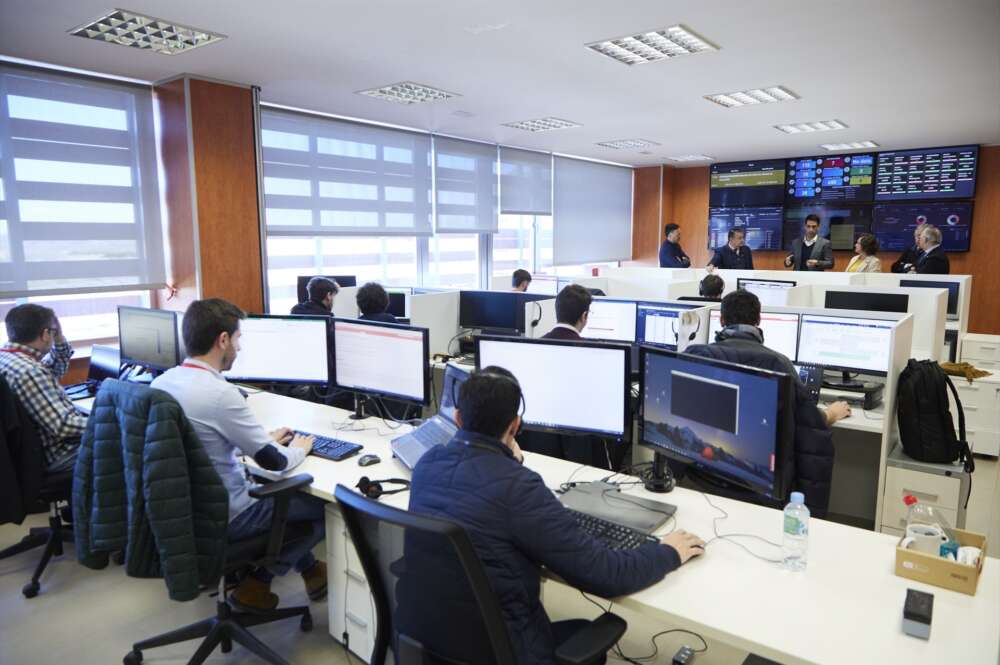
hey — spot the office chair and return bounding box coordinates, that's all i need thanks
[335,484,627,665]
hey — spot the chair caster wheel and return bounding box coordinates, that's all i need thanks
[22,581,39,598]
[300,612,313,632]
[112,550,125,565]
[123,650,143,665]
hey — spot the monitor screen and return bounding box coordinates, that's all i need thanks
[636,303,696,350]
[707,206,783,250]
[709,310,800,360]
[333,319,429,404]
[872,202,973,252]
[797,314,893,374]
[475,337,630,439]
[824,290,908,313]
[387,290,410,318]
[900,280,959,318]
[640,348,786,499]
[459,291,518,331]
[736,279,796,307]
[88,344,121,381]
[296,275,358,303]
[785,154,875,203]
[582,299,637,343]
[709,160,787,207]
[118,306,179,371]
[224,315,330,384]
[782,204,874,251]
[875,145,979,201]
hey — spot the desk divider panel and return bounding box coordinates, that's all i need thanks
[409,291,460,357]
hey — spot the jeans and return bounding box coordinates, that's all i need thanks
[228,493,326,578]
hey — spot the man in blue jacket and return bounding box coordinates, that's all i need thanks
[707,227,754,271]
[405,367,705,665]
[659,223,691,268]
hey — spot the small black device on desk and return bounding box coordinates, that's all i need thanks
[295,430,362,461]
[902,588,933,639]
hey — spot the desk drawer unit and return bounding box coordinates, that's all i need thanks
[961,334,1000,363]
[948,378,1000,457]
[326,505,376,663]
[882,446,969,533]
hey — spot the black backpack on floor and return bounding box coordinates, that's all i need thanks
[896,359,975,474]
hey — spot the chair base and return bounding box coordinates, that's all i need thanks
[0,510,72,599]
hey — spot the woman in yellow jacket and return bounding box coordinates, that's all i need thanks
[845,233,882,273]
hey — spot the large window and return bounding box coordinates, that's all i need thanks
[427,234,480,289]
[0,290,149,346]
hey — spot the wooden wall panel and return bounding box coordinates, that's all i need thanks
[629,166,662,265]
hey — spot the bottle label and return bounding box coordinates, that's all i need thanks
[784,515,807,537]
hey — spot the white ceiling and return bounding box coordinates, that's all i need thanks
[2,0,999,167]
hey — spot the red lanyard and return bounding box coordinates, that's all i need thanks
[181,362,214,373]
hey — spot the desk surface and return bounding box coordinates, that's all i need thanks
[242,390,998,665]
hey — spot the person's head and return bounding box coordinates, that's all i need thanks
[182,298,246,370]
[664,223,681,243]
[454,365,522,445]
[913,223,926,245]
[699,274,724,300]
[919,225,942,250]
[511,269,532,292]
[555,284,592,330]
[4,304,58,353]
[727,227,746,249]
[306,276,339,311]
[804,214,820,240]
[720,289,761,328]
[356,282,389,316]
[855,233,879,257]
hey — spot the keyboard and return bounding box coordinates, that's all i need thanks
[296,430,362,462]
[570,510,659,551]
[410,418,455,448]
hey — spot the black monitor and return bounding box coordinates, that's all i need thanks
[707,206,783,250]
[900,280,959,318]
[296,274,358,303]
[709,160,786,207]
[387,288,411,318]
[872,202,973,253]
[875,145,979,201]
[223,315,331,384]
[117,306,180,372]
[459,291,549,333]
[332,318,430,406]
[88,344,121,382]
[824,290,908,314]
[639,347,791,501]
[785,154,875,203]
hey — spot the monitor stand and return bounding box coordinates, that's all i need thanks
[644,453,675,493]
[349,394,371,421]
[822,370,865,391]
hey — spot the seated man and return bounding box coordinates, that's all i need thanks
[512,269,532,292]
[291,276,339,316]
[151,298,327,612]
[542,284,591,340]
[707,227,753,271]
[699,274,724,300]
[356,282,398,323]
[0,304,86,472]
[684,290,850,516]
[405,367,704,665]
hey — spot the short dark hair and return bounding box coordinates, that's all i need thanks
[727,227,746,240]
[457,366,522,439]
[512,269,532,289]
[356,282,389,316]
[182,298,245,356]
[720,289,761,327]
[4,304,55,344]
[699,274,724,299]
[307,276,339,302]
[664,223,680,237]
[857,233,879,255]
[555,284,592,325]
[804,214,821,225]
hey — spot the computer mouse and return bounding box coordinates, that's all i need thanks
[358,454,381,467]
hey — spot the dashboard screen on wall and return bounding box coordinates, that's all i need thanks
[709,160,786,207]
[708,206,784,250]
[875,145,979,200]
[782,205,873,251]
[872,202,973,252]
[785,154,875,203]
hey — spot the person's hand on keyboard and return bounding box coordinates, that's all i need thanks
[270,427,294,445]
[661,530,706,564]
[289,433,315,455]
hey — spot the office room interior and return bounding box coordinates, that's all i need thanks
[1,1,999,665]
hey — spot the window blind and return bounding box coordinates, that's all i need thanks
[552,157,633,265]
[499,147,552,215]
[433,136,498,233]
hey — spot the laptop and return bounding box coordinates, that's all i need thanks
[793,362,824,404]
[391,364,470,469]
[67,345,121,400]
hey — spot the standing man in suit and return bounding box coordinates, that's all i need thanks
[891,223,926,273]
[784,215,834,271]
[912,225,950,274]
[658,223,691,268]
[707,228,753,271]
[541,284,591,340]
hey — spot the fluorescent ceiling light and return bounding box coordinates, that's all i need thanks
[596,139,661,150]
[704,86,799,108]
[358,81,459,105]
[502,117,581,132]
[68,9,225,55]
[820,141,879,150]
[586,25,717,65]
[666,154,714,162]
[774,119,847,134]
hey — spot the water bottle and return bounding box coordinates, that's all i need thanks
[782,491,809,571]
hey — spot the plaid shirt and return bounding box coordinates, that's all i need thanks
[0,341,86,465]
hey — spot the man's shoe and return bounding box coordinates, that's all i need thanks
[229,576,279,613]
[302,561,327,601]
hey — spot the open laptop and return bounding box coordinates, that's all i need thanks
[66,345,121,400]
[391,364,469,469]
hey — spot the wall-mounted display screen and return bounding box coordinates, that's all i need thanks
[708,206,784,250]
[782,205,873,251]
[785,154,874,203]
[872,202,973,252]
[875,145,978,201]
[709,160,786,207]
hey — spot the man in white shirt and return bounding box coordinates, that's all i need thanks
[152,298,326,613]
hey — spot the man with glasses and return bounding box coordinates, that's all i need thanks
[0,304,87,472]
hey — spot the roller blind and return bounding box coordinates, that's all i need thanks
[552,157,633,265]
[433,136,498,233]
[0,64,166,297]
[500,147,552,215]
[261,109,433,236]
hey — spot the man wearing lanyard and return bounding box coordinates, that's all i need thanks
[0,304,86,472]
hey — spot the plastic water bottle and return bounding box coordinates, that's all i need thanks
[782,491,809,571]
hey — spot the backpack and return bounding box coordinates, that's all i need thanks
[896,359,975,475]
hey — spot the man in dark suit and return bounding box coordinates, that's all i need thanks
[913,225,950,274]
[784,215,834,271]
[707,227,753,271]
[356,282,398,323]
[541,284,591,340]
[658,223,691,268]
[290,276,338,316]
[891,224,926,273]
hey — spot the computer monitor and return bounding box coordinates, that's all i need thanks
[387,288,411,318]
[709,160,786,207]
[581,299,637,343]
[797,314,894,376]
[707,206,784,250]
[459,291,549,333]
[824,290,908,314]
[223,315,330,384]
[875,145,979,201]
[736,278,796,307]
[708,310,800,360]
[635,302,697,350]
[333,318,430,405]
[639,347,790,501]
[872,202,973,253]
[118,306,180,372]
[900,280,959,319]
[296,274,358,303]
[475,336,631,440]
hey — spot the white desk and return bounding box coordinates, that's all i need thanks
[244,391,999,665]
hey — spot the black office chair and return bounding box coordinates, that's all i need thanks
[335,484,627,665]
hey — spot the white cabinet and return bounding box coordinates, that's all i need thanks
[881,446,970,534]
[326,504,376,663]
[961,334,1000,363]
[946,368,1000,457]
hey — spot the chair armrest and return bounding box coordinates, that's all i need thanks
[249,474,313,499]
[554,613,627,665]
[247,474,314,567]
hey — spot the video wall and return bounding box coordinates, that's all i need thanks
[707,145,979,252]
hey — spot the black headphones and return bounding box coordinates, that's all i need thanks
[356,476,410,499]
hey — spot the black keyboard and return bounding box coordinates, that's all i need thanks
[296,430,362,462]
[571,510,659,551]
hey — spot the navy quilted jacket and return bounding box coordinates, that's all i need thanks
[72,380,229,601]
[405,429,678,665]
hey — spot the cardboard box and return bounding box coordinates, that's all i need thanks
[895,528,987,596]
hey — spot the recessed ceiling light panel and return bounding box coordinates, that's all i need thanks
[666,154,715,162]
[502,117,581,132]
[774,119,847,134]
[69,9,225,55]
[596,139,661,150]
[587,24,717,65]
[357,81,459,105]
[820,141,879,150]
[705,86,799,108]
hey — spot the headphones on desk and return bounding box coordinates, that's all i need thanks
[356,476,410,500]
